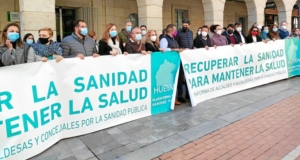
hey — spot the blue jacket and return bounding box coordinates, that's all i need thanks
[163,34,179,49]
[176,29,193,49]
[279,29,289,39]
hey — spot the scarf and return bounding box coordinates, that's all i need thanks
[261,32,268,40]
[31,41,62,57]
[108,38,122,55]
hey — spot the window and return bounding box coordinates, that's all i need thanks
[127,13,138,27]
[175,9,189,30]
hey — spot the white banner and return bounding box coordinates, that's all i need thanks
[180,40,290,106]
[0,52,181,160]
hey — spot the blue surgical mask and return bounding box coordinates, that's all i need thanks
[264,30,269,34]
[80,28,88,36]
[273,28,278,32]
[26,39,33,45]
[7,32,19,42]
[135,34,142,41]
[109,31,117,37]
[126,26,132,32]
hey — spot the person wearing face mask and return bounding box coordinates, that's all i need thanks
[269,24,280,40]
[210,24,228,47]
[245,26,262,44]
[61,20,98,59]
[125,26,148,54]
[175,19,193,50]
[290,28,300,38]
[174,19,193,103]
[27,28,63,63]
[98,23,125,56]
[160,24,183,105]
[233,22,246,44]
[118,21,132,47]
[193,25,212,49]
[279,21,289,39]
[260,26,271,40]
[23,33,35,46]
[145,30,161,52]
[140,25,147,44]
[0,23,29,66]
[222,24,237,45]
[196,27,202,36]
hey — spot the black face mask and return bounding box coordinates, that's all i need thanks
[182,27,188,32]
[227,30,233,34]
[39,37,50,44]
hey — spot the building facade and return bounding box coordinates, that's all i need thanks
[1,0,299,41]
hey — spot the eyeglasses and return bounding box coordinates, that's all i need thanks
[252,30,258,32]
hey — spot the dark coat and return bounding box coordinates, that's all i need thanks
[193,36,212,48]
[245,36,262,43]
[98,38,124,55]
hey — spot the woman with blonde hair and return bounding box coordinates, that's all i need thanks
[98,23,124,56]
[145,29,160,52]
[0,23,28,66]
[27,27,63,63]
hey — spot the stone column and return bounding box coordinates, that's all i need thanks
[137,0,163,34]
[202,0,225,26]
[274,0,294,31]
[19,0,56,41]
[245,0,267,28]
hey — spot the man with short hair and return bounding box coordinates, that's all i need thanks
[118,21,132,46]
[125,26,148,54]
[160,24,183,105]
[233,22,246,44]
[193,25,212,49]
[61,20,98,59]
[222,24,238,45]
[140,25,147,44]
[175,19,193,103]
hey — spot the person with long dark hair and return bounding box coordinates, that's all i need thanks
[245,26,262,43]
[23,33,35,45]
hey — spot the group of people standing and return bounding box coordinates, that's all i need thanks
[0,18,298,105]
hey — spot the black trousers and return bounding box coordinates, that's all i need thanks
[177,63,188,97]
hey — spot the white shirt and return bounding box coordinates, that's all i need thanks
[252,36,257,43]
[239,32,245,43]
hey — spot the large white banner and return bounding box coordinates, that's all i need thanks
[0,52,180,160]
[180,40,292,106]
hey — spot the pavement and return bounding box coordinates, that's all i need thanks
[29,77,300,160]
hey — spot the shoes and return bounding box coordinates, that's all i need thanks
[178,97,186,103]
[175,99,181,105]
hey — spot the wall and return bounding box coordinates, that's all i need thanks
[0,0,19,31]
[223,1,248,28]
[163,0,204,35]
[55,0,138,40]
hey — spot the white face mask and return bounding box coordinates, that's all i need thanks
[141,30,147,36]
[201,31,207,37]
[282,26,287,30]
[236,27,242,32]
[217,30,222,35]
[198,31,201,35]
[150,36,156,42]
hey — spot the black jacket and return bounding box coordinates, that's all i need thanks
[193,36,212,48]
[245,36,262,43]
[233,30,246,44]
[145,42,159,52]
[222,32,238,44]
[98,38,124,55]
